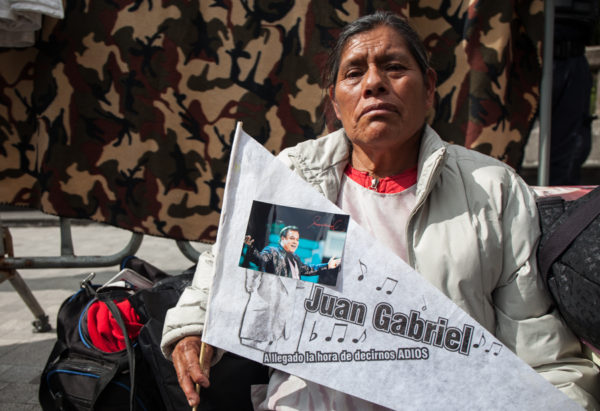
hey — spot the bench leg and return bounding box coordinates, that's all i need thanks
[1,227,52,332]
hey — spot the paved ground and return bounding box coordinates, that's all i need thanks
[0,210,209,410]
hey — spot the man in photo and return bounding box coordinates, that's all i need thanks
[243,225,341,281]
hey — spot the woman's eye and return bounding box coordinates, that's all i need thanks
[345,70,362,78]
[386,64,404,71]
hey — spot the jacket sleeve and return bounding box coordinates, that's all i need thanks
[160,247,224,364]
[250,246,276,271]
[492,173,600,410]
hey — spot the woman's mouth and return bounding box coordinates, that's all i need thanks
[359,103,398,118]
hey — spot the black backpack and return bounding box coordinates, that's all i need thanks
[39,256,270,411]
[38,257,192,411]
[537,185,600,351]
[39,276,160,410]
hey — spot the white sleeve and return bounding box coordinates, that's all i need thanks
[160,247,215,360]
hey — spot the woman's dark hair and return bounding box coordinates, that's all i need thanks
[323,11,431,91]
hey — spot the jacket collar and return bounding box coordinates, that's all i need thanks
[285,124,447,202]
[415,124,447,201]
[285,128,351,201]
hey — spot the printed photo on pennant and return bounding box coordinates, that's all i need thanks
[239,200,349,286]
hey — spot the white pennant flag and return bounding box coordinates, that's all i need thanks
[202,123,581,410]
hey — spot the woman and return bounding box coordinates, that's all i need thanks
[162,11,599,410]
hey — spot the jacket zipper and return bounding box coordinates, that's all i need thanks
[405,149,446,267]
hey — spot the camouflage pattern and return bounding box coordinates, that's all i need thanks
[0,0,543,242]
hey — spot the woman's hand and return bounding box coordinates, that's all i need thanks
[172,335,214,407]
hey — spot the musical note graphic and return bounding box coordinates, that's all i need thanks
[352,329,367,344]
[358,259,367,281]
[485,342,502,356]
[309,322,318,342]
[325,323,347,343]
[473,333,486,349]
[376,277,398,295]
[421,296,427,311]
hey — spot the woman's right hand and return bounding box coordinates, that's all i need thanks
[172,335,214,408]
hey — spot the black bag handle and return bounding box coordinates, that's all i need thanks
[538,186,600,281]
[100,296,137,410]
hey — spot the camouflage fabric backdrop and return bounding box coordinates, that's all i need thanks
[0,0,543,242]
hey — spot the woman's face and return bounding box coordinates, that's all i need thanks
[330,25,436,153]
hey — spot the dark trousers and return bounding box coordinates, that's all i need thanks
[550,54,593,185]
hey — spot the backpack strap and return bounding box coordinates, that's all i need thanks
[539,186,600,282]
[39,338,68,409]
[98,294,137,410]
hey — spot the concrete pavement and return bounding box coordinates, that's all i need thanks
[0,210,209,410]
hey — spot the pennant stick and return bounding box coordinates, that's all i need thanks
[191,342,211,411]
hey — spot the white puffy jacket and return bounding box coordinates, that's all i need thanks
[162,125,599,409]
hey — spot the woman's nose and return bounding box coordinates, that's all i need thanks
[363,67,387,96]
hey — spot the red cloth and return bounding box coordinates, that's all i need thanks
[344,164,418,194]
[86,299,143,352]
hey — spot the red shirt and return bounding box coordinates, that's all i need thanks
[343,164,418,194]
